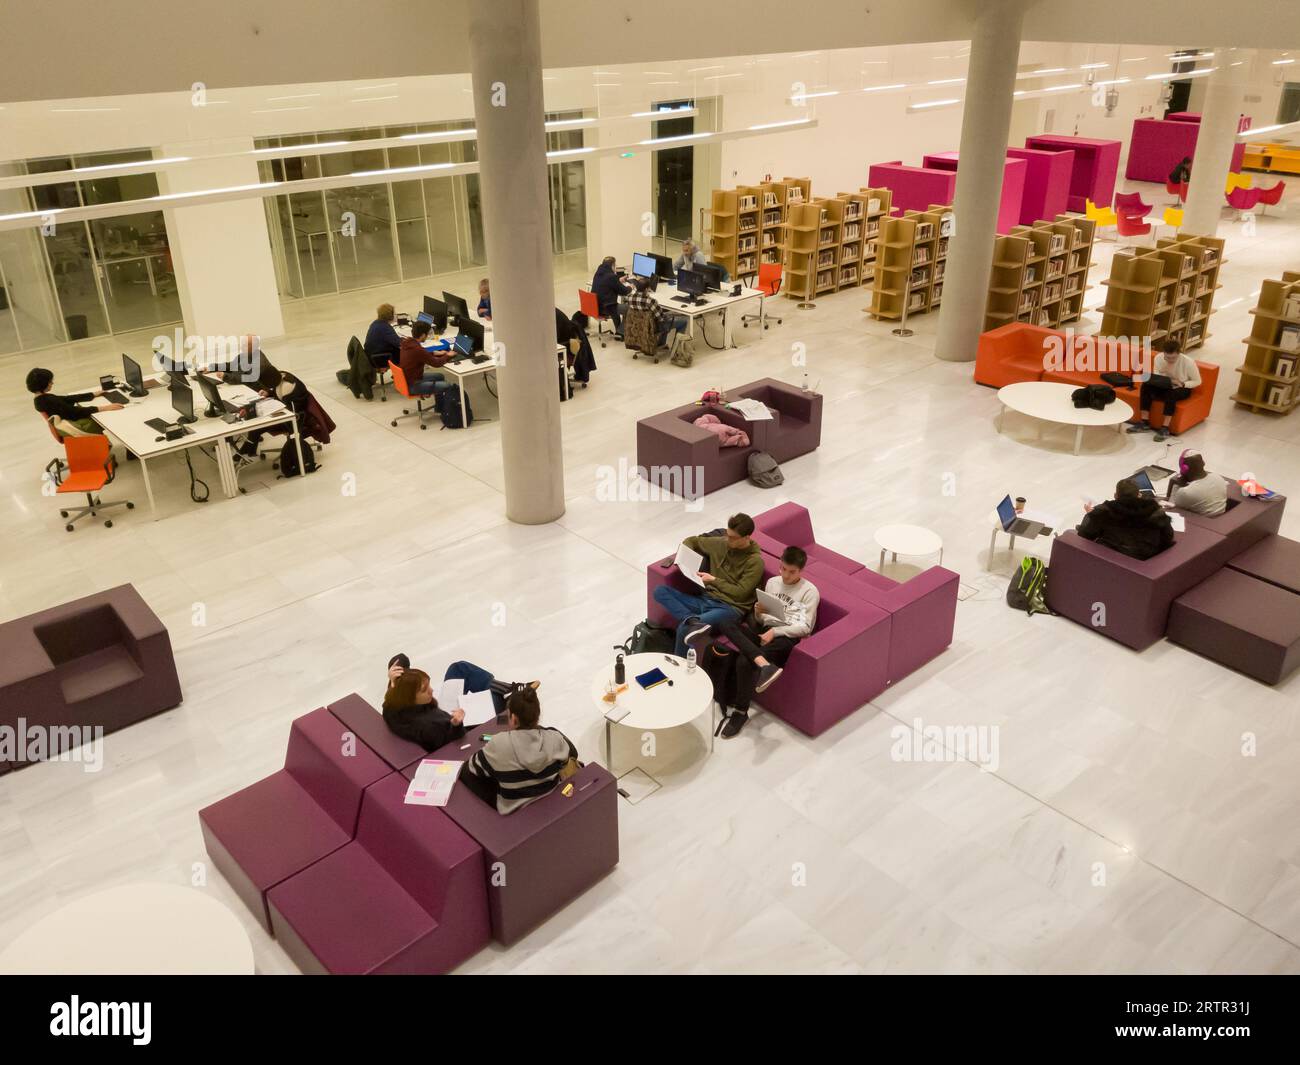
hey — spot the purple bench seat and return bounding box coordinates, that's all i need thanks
[199,707,391,932]
[1168,568,1300,685]
[1226,534,1300,595]
[328,692,426,773]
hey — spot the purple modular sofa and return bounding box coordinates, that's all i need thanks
[1046,483,1292,676]
[405,721,619,946]
[200,695,619,971]
[636,378,823,498]
[646,503,959,736]
[0,584,182,772]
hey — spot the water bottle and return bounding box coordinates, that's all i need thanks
[614,652,625,685]
[801,371,809,392]
[686,649,697,673]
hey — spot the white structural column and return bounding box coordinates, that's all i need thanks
[468,0,565,524]
[934,0,1026,362]
[1182,53,1249,238]
[157,140,284,342]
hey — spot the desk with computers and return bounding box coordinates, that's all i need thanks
[626,251,762,349]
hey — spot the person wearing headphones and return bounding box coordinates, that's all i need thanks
[1167,450,1227,516]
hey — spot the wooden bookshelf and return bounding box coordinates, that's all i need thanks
[868,203,952,320]
[1096,232,1226,351]
[1233,272,1300,415]
[983,213,1096,332]
[708,188,740,282]
[783,200,821,304]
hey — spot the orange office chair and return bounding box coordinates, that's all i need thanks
[741,262,784,330]
[56,435,133,532]
[37,411,71,489]
[578,288,615,348]
[387,361,438,430]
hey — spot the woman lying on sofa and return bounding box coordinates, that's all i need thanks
[382,654,538,752]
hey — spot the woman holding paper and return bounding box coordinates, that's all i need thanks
[382,655,539,751]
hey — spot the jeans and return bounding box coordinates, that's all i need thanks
[600,301,623,334]
[657,314,689,345]
[443,659,507,716]
[411,371,453,397]
[1139,383,1193,420]
[652,585,742,656]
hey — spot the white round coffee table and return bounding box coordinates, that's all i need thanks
[0,882,255,975]
[874,524,943,572]
[590,652,716,772]
[996,381,1132,455]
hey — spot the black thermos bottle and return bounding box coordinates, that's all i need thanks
[614,652,625,685]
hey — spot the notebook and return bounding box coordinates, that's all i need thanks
[635,667,669,690]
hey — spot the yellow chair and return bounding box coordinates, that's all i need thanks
[1157,205,1184,237]
[1225,171,1253,194]
[1085,198,1118,239]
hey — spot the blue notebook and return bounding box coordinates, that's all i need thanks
[634,667,669,690]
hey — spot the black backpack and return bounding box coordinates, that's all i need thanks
[620,619,676,656]
[1006,557,1050,616]
[439,386,474,429]
[1071,384,1115,410]
[278,436,319,478]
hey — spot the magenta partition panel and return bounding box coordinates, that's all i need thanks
[1126,116,1245,183]
[917,152,1027,233]
[867,162,956,216]
[1024,135,1121,213]
[1006,146,1073,224]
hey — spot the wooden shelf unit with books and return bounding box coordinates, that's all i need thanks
[1097,232,1226,352]
[983,214,1096,332]
[854,186,893,285]
[868,204,952,320]
[1233,272,1300,415]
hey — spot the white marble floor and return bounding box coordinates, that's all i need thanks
[1,193,1298,974]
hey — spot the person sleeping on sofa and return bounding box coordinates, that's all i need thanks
[1077,478,1175,561]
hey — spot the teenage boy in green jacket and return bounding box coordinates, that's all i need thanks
[654,513,765,657]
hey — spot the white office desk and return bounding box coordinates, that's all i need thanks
[91,375,303,519]
[651,284,762,349]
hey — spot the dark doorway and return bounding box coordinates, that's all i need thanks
[653,100,695,243]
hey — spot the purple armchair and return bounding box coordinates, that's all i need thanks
[267,772,490,974]
[646,552,892,736]
[729,379,824,463]
[0,584,182,771]
[405,723,619,945]
[199,707,391,932]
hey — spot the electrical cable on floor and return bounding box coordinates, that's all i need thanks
[185,449,210,503]
[484,371,498,399]
[699,313,727,350]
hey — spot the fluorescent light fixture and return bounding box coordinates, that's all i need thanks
[77,156,191,172]
[1045,83,1083,92]
[1036,67,1065,74]
[686,65,723,73]
[350,163,455,178]
[861,83,906,93]
[1274,59,1297,65]
[1122,57,1149,62]
[628,106,694,117]
[546,147,596,158]
[1080,62,1109,70]
[638,132,709,145]
[705,73,745,80]
[252,106,312,113]
[927,78,965,85]
[748,119,813,131]
[791,90,840,101]
[0,207,64,222]
[1094,78,1131,86]
[268,93,320,101]
[907,98,960,111]
[253,140,349,152]
[352,83,397,92]
[50,107,121,113]
[350,96,399,103]
[398,128,476,141]
[544,117,595,128]
[153,182,277,202]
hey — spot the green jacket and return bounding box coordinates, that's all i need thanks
[682,535,764,611]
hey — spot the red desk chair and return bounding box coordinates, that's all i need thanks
[1116,212,1152,242]
[1165,180,1189,205]
[577,288,615,348]
[1258,180,1286,215]
[1114,192,1153,219]
[741,262,784,330]
[387,361,438,430]
[56,435,133,532]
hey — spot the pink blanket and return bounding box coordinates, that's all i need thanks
[695,413,749,448]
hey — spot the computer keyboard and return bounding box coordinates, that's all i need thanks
[103,390,128,404]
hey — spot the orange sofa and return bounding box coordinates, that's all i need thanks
[974,323,1217,435]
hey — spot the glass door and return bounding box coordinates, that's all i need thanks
[653,100,695,243]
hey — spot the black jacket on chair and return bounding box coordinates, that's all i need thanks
[1077,496,1175,561]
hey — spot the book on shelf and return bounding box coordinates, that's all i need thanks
[1018,295,1035,313]
[817,269,834,287]
[1046,261,1063,279]
[1025,266,1037,283]
[1178,282,1191,300]
[1036,311,1050,326]
[845,203,862,220]
[1284,295,1300,319]
[1203,248,1219,264]
[1279,325,1300,352]
[1275,353,1298,379]
[939,213,954,237]
[1049,234,1066,254]
[841,267,857,284]
[864,240,877,260]
[819,208,828,223]
[1044,282,1061,303]
[1068,252,1082,271]
[910,267,930,288]
[740,219,757,232]
[1064,277,1078,295]
[818,250,834,267]
[844,223,860,241]
[1181,255,1195,274]
[932,282,943,301]
[915,223,934,241]
[762,250,780,263]
[937,237,949,258]
[788,188,803,203]
[865,221,880,237]
[867,197,881,213]
[1196,275,1208,293]
[913,247,930,265]
[763,210,782,226]
[1173,309,1188,326]
[934,262,945,281]
[739,196,757,211]
[738,256,756,273]
[820,232,835,246]
[763,233,777,247]
[763,191,778,207]
[908,292,926,311]
[1266,383,1295,407]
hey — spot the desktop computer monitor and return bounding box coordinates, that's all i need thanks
[632,252,658,279]
[650,252,675,281]
[442,291,471,324]
[170,380,196,424]
[423,296,449,332]
[196,373,224,417]
[676,268,707,302]
[122,353,148,397]
[700,262,725,292]
[457,316,485,353]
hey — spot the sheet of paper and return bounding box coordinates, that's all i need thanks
[255,398,286,415]
[438,677,465,710]
[404,759,462,807]
[755,588,788,622]
[674,543,706,587]
[458,688,498,726]
[226,385,259,404]
[1169,513,1186,533]
[727,398,773,421]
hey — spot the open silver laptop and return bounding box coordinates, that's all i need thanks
[997,494,1049,537]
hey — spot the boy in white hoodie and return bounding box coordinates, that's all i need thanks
[691,546,819,738]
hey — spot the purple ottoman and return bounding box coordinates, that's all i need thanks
[1168,568,1300,685]
[199,707,391,932]
[1226,535,1300,595]
[403,724,619,945]
[329,692,426,773]
[267,772,490,974]
[1046,525,1227,651]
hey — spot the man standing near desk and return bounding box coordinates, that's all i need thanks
[399,319,455,399]
[27,368,123,435]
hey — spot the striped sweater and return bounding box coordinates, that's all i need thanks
[466,726,577,815]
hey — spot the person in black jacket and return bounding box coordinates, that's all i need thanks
[1077,478,1175,561]
[591,257,630,338]
[27,367,123,434]
[364,303,403,368]
[382,654,539,752]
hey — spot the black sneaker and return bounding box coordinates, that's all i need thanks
[1125,420,1151,434]
[683,621,712,647]
[721,710,749,738]
[387,653,411,671]
[1153,426,1170,441]
[754,663,784,693]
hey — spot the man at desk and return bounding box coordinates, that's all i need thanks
[1077,478,1175,561]
[26,367,123,435]
[364,303,403,369]
[673,240,707,272]
[399,319,455,398]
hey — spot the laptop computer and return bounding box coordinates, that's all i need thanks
[997,494,1050,537]
[1131,469,1156,495]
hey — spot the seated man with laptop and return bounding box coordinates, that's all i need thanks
[1125,338,1202,442]
[1077,478,1175,561]
[399,319,455,398]
[696,546,820,739]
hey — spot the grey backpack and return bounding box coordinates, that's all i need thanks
[747,451,784,488]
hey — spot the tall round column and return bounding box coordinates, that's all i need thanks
[1182,52,1249,238]
[934,0,1026,362]
[468,0,565,523]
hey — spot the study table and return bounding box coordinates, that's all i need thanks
[90,373,304,519]
[650,283,763,349]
